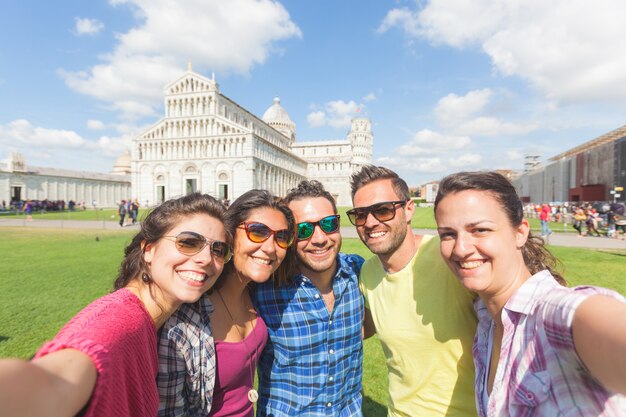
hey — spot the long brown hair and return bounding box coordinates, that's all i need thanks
[434,171,566,285]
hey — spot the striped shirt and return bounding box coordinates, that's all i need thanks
[157,293,216,417]
[253,253,365,417]
[475,270,626,416]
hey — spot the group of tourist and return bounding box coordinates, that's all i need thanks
[118,198,141,227]
[527,201,626,239]
[1,165,625,417]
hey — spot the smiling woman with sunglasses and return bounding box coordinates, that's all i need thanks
[158,189,295,417]
[0,193,229,417]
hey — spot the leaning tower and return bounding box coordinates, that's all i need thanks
[348,118,373,169]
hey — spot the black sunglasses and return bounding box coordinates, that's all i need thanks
[238,221,294,249]
[163,231,232,262]
[297,214,340,241]
[346,200,408,226]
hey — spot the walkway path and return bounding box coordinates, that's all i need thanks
[1,218,625,250]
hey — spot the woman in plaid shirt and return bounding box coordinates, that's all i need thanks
[434,171,626,417]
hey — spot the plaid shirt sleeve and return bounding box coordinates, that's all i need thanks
[157,323,188,417]
[157,295,215,417]
[540,284,626,367]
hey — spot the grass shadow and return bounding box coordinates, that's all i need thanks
[0,336,10,343]
[362,395,387,417]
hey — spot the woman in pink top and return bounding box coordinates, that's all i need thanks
[434,171,626,416]
[0,193,231,417]
[158,190,295,417]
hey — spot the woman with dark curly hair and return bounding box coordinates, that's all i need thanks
[434,171,626,416]
[158,190,295,417]
[0,193,230,417]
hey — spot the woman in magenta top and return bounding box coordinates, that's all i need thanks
[158,190,295,417]
[0,193,231,417]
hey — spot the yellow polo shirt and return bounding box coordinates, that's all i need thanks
[360,234,478,417]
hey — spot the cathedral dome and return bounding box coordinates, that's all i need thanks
[262,97,296,141]
[112,150,131,175]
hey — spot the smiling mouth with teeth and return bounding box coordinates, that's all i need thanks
[177,271,207,282]
[368,231,387,238]
[252,257,271,265]
[310,247,331,254]
[459,260,484,269]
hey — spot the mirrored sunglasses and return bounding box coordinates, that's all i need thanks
[346,200,408,226]
[238,221,293,249]
[163,231,232,262]
[297,214,340,240]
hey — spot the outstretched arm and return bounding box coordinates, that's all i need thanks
[0,349,96,417]
[572,295,626,394]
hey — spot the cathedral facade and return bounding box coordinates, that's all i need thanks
[132,68,373,207]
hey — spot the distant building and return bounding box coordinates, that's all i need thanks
[420,181,440,203]
[132,66,373,206]
[513,125,626,203]
[0,152,131,206]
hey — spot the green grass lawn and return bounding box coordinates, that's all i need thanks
[0,227,624,416]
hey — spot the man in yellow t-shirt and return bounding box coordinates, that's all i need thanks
[348,165,478,417]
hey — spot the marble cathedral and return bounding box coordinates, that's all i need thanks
[132,67,373,207]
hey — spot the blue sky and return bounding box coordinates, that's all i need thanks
[2,0,626,186]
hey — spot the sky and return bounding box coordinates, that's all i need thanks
[2,0,626,186]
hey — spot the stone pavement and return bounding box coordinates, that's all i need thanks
[1,218,625,250]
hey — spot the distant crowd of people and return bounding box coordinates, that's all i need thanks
[2,199,85,213]
[524,201,626,239]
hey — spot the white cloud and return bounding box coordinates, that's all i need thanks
[448,153,482,167]
[377,8,420,37]
[0,119,130,158]
[377,155,447,173]
[432,88,537,136]
[307,99,363,129]
[74,17,104,36]
[456,117,536,137]
[380,0,626,104]
[363,92,377,102]
[1,119,85,147]
[60,0,302,119]
[434,89,491,128]
[506,150,523,160]
[396,129,471,156]
[307,111,326,128]
[87,119,105,130]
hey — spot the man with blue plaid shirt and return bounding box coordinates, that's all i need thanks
[254,180,365,416]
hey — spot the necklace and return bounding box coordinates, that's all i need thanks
[216,289,259,403]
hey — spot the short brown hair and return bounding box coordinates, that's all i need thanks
[350,165,410,201]
[284,180,337,213]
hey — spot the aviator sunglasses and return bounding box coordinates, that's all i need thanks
[238,221,294,249]
[297,214,340,240]
[163,231,232,262]
[346,200,408,226]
